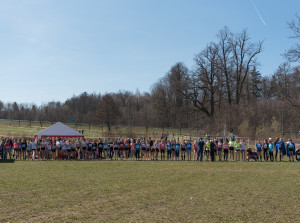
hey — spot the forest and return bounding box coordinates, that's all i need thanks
[1,18,299,138]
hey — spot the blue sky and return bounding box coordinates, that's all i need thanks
[0,0,299,105]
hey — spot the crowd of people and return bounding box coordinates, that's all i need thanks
[0,136,298,162]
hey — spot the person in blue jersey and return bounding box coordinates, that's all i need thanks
[275,137,286,162]
[135,139,141,160]
[197,138,205,162]
[186,140,192,161]
[255,140,262,161]
[166,140,172,161]
[274,137,280,161]
[286,139,295,162]
[175,140,180,161]
[268,139,274,162]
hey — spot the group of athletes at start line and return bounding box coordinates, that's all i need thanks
[0,136,297,162]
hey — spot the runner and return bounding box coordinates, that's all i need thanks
[223,139,229,161]
[181,140,186,161]
[255,140,262,161]
[70,140,76,160]
[81,139,87,160]
[13,140,19,160]
[171,139,176,161]
[26,140,31,160]
[51,139,57,160]
[113,139,119,160]
[76,139,81,160]
[135,139,141,160]
[98,139,103,159]
[31,139,36,160]
[229,139,235,161]
[87,140,93,160]
[154,140,159,161]
[130,139,135,160]
[268,139,274,162]
[119,138,124,160]
[166,140,171,161]
[186,140,192,161]
[234,139,241,161]
[18,139,23,160]
[175,140,180,161]
[159,139,166,161]
[145,139,150,161]
[103,139,108,159]
[141,139,146,160]
[124,139,130,160]
[5,140,12,160]
[205,139,210,161]
[193,140,198,161]
[92,140,97,160]
[241,139,246,161]
[21,139,27,160]
[109,139,114,160]
[263,139,269,161]
[287,139,295,162]
[217,140,222,161]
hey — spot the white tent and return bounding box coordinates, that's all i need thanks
[34,122,84,139]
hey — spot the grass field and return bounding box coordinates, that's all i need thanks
[0,161,299,222]
[0,120,202,139]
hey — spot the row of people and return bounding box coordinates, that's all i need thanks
[0,137,297,162]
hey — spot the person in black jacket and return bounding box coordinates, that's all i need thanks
[210,140,216,162]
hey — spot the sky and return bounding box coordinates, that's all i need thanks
[0,0,299,105]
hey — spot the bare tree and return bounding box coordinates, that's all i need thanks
[193,42,220,118]
[285,15,300,62]
[94,94,120,133]
[230,29,263,104]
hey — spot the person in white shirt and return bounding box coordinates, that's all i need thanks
[31,140,36,160]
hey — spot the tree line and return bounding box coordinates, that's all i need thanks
[1,18,299,138]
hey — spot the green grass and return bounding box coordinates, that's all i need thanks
[0,161,299,222]
[0,119,203,139]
